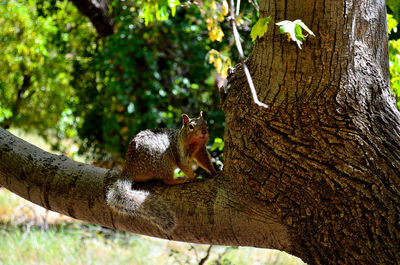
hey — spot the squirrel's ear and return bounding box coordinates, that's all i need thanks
[182,114,190,125]
[199,111,203,118]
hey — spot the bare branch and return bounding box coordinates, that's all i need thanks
[248,0,259,13]
[228,0,268,109]
[198,245,213,265]
[235,0,241,17]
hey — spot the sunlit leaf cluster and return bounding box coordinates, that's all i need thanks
[0,0,88,140]
[132,0,181,25]
[206,49,231,78]
[203,0,228,42]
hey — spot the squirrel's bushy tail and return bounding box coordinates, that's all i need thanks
[106,179,176,232]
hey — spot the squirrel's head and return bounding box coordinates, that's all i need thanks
[181,111,209,144]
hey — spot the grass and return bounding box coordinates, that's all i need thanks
[0,223,144,265]
[1,130,307,265]
[0,226,305,265]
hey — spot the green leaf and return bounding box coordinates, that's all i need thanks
[276,19,315,49]
[387,0,400,23]
[210,137,224,151]
[250,17,271,42]
[388,14,398,34]
[294,24,305,41]
[168,0,180,16]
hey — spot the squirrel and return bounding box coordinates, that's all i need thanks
[106,111,217,232]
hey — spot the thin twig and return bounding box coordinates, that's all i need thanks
[235,0,240,17]
[248,0,259,13]
[228,0,268,109]
[198,245,213,265]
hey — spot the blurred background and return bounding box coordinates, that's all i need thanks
[1,0,399,264]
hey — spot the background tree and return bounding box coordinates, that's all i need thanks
[0,0,235,163]
[1,0,400,264]
[71,2,227,162]
[0,1,77,135]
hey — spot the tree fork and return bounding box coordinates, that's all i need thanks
[222,0,399,263]
[0,127,292,251]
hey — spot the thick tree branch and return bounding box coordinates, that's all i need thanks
[70,0,114,37]
[0,127,291,252]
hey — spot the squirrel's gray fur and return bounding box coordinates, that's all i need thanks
[106,112,216,233]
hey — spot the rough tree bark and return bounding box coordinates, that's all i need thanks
[222,0,400,263]
[1,0,399,264]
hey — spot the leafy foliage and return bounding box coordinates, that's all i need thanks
[131,0,181,25]
[207,49,231,78]
[388,14,400,109]
[203,0,229,42]
[387,0,400,23]
[70,3,226,162]
[0,0,230,163]
[0,0,81,138]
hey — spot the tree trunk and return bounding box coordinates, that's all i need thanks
[1,0,399,264]
[222,0,399,263]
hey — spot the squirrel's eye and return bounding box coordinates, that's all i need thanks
[189,124,194,130]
